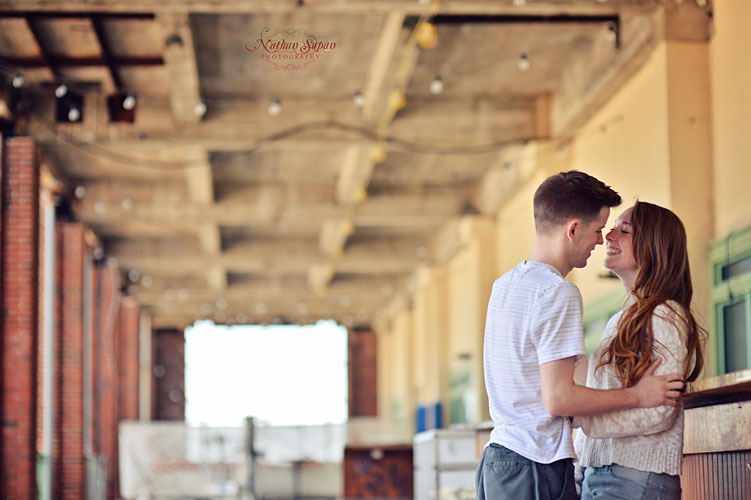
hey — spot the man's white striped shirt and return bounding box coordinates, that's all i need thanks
[484,260,585,463]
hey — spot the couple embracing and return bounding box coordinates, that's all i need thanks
[477,171,704,500]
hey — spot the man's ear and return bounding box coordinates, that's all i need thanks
[565,220,579,242]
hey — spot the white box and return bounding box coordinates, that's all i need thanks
[413,429,478,500]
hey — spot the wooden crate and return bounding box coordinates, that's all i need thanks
[343,444,413,499]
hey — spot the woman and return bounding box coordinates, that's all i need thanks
[574,201,705,500]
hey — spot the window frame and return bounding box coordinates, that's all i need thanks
[709,226,751,376]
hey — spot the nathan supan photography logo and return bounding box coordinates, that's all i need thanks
[245,27,336,71]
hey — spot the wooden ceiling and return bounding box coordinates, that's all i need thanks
[0,0,705,328]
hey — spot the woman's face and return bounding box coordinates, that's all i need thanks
[605,206,638,286]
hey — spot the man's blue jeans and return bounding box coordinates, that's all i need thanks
[475,443,578,500]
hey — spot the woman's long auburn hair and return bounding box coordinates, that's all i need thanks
[598,201,705,386]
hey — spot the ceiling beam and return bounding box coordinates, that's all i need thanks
[3,55,164,68]
[362,12,407,122]
[551,10,659,137]
[156,12,203,123]
[183,148,227,290]
[91,14,123,90]
[1,0,661,15]
[75,191,463,228]
[28,95,540,154]
[24,14,59,77]
[319,218,355,258]
[137,277,398,305]
[114,250,421,276]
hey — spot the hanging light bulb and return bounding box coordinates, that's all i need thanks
[352,91,365,107]
[55,83,68,99]
[517,53,530,72]
[371,144,388,164]
[193,100,207,117]
[429,75,443,95]
[416,21,438,49]
[268,98,282,116]
[122,93,137,111]
[12,73,24,89]
[388,89,406,111]
[606,24,617,43]
[67,105,80,122]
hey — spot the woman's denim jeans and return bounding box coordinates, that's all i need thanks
[581,464,681,500]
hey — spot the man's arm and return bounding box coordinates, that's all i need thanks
[539,356,684,417]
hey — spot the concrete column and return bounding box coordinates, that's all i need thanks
[665,40,715,374]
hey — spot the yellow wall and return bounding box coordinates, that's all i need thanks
[412,264,449,405]
[445,218,495,423]
[710,0,751,237]
[390,306,414,426]
[373,0,751,430]
[567,42,672,305]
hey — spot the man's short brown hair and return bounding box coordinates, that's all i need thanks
[533,171,621,233]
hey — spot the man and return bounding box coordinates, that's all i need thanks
[476,171,684,500]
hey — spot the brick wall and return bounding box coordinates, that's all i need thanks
[91,262,122,500]
[348,328,378,417]
[1,137,40,498]
[118,297,140,421]
[55,223,87,500]
[152,328,186,420]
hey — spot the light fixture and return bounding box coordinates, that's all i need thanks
[268,98,282,116]
[193,100,207,117]
[56,91,84,123]
[388,89,406,111]
[416,21,438,49]
[11,73,24,89]
[352,91,365,107]
[74,185,86,199]
[517,53,530,72]
[513,0,526,5]
[55,83,68,98]
[606,24,617,43]
[429,75,443,95]
[371,144,388,164]
[121,197,133,210]
[122,93,136,111]
[67,105,80,122]
[108,92,136,122]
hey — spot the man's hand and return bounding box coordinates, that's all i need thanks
[628,358,685,408]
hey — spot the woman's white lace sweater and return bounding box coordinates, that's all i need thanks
[574,302,691,476]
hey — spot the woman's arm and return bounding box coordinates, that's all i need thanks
[573,306,688,438]
[574,357,588,386]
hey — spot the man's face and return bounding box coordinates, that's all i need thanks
[570,205,610,269]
